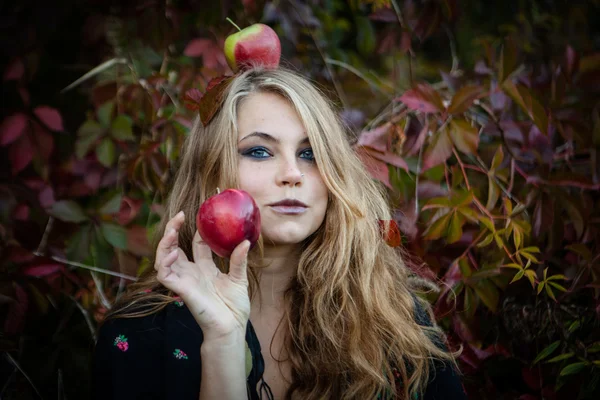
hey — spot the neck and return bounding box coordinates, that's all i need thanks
[251,243,300,311]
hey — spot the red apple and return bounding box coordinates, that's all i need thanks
[224,23,281,72]
[196,189,261,258]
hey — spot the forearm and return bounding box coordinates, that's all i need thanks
[199,329,248,400]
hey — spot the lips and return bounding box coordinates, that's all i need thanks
[268,199,308,207]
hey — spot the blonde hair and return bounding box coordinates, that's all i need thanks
[106,66,458,399]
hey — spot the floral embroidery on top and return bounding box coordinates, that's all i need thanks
[114,335,129,352]
[173,349,188,360]
[173,296,184,307]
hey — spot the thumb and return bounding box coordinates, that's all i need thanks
[228,240,250,283]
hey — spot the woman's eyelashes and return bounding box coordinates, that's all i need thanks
[241,146,315,162]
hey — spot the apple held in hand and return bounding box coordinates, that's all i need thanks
[224,22,281,72]
[196,189,261,258]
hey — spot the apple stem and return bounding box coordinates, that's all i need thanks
[226,17,242,32]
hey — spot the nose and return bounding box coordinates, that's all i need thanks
[278,160,303,187]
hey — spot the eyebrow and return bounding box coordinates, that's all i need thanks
[239,131,310,145]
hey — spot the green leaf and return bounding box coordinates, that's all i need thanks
[473,280,499,313]
[477,233,494,247]
[486,178,500,210]
[447,212,464,243]
[491,146,504,170]
[537,282,545,294]
[98,192,123,215]
[355,16,376,56]
[510,268,525,284]
[499,36,518,82]
[423,213,452,240]
[48,200,88,223]
[546,352,574,363]
[457,206,479,223]
[547,274,567,281]
[111,115,135,141]
[548,282,567,292]
[96,137,116,167]
[97,101,115,128]
[458,258,472,277]
[65,223,92,261]
[565,244,592,261]
[448,85,484,114]
[559,362,586,376]
[422,196,452,210]
[533,341,560,364]
[453,190,474,207]
[75,120,105,158]
[449,119,479,155]
[77,120,104,137]
[524,270,537,287]
[464,286,478,319]
[588,342,600,353]
[545,284,557,301]
[100,222,127,249]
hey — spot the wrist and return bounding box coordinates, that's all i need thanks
[201,326,247,350]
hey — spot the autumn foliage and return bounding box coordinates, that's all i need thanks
[1,1,599,399]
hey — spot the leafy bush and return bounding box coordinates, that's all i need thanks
[1,1,599,399]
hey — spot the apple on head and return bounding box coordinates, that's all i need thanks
[196,189,261,258]
[224,21,281,72]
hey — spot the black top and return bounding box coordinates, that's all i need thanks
[92,297,466,400]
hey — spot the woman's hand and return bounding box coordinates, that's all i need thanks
[154,211,251,341]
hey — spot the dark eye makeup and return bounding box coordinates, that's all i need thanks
[240,146,315,162]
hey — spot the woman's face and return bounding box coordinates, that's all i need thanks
[237,91,329,247]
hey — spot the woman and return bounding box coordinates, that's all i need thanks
[92,67,466,400]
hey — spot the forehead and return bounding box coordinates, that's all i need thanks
[237,92,308,142]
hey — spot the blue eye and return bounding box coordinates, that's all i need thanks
[300,148,315,161]
[244,147,271,159]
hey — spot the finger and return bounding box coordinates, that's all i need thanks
[228,240,250,283]
[157,248,179,282]
[192,231,213,264]
[164,210,185,236]
[155,211,185,270]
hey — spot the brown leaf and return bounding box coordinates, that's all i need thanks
[449,119,479,155]
[423,128,452,170]
[448,85,484,114]
[198,75,234,127]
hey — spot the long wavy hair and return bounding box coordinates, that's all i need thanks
[105,66,458,399]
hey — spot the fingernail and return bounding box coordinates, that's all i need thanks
[177,210,184,218]
[167,228,175,235]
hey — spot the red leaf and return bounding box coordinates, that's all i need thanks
[14,204,29,220]
[355,146,392,188]
[397,83,444,113]
[33,122,54,160]
[564,45,579,79]
[183,38,212,57]
[18,88,30,105]
[39,185,56,208]
[0,113,28,145]
[183,88,203,111]
[3,58,25,81]
[117,196,144,225]
[198,75,234,127]
[127,225,151,257]
[33,106,64,131]
[378,220,401,247]
[22,263,64,277]
[9,134,33,174]
[4,284,28,335]
[358,123,391,152]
